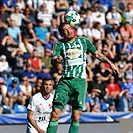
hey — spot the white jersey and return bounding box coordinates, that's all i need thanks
[27,92,54,133]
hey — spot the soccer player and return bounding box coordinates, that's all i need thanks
[47,22,121,133]
[27,78,54,133]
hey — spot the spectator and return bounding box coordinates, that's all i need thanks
[122,63,133,81]
[37,65,53,80]
[120,22,133,44]
[0,78,9,106]
[0,55,10,80]
[96,62,111,82]
[106,90,124,112]
[23,7,36,26]
[77,21,93,42]
[117,36,133,57]
[55,0,69,12]
[22,22,37,53]
[37,3,53,28]
[122,2,133,25]
[107,75,121,97]
[26,0,44,12]
[49,18,61,40]
[106,5,122,26]
[102,43,115,60]
[41,45,53,69]
[89,73,109,100]
[16,0,26,13]
[19,76,32,106]
[115,51,128,79]
[105,39,117,57]
[69,0,80,12]
[21,63,37,86]
[85,8,93,28]
[121,74,133,97]
[34,19,50,45]
[127,52,133,64]
[106,22,122,45]
[7,78,25,108]
[91,3,106,26]
[11,48,24,79]
[120,89,133,112]
[107,101,116,112]
[0,19,8,44]
[56,0,69,25]
[32,39,44,58]
[0,5,10,25]
[28,49,42,73]
[44,0,55,14]
[7,19,25,50]
[92,22,105,42]
[0,36,17,67]
[2,0,17,12]
[32,78,42,95]
[10,5,31,27]
[86,89,101,112]
[99,0,113,13]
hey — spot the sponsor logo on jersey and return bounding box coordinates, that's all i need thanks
[66,48,81,59]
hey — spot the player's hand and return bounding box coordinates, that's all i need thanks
[53,56,63,63]
[110,63,121,77]
[51,56,63,66]
[56,56,63,63]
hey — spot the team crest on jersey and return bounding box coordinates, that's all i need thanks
[66,48,81,59]
[48,104,52,109]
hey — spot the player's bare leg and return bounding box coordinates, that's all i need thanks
[47,108,62,133]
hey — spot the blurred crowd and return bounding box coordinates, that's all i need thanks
[0,0,133,114]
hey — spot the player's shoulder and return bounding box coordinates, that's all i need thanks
[54,39,65,46]
[32,92,42,99]
[50,93,54,99]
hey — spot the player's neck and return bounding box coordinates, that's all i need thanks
[43,94,50,99]
[41,91,50,99]
[65,37,75,43]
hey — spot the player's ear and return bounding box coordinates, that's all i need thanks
[60,32,64,37]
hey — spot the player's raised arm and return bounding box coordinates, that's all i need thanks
[93,50,121,77]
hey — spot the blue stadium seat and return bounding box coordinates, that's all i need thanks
[14,104,27,114]
[2,105,12,114]
[101,102,109,111]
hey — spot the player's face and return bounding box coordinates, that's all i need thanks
[43,80,53,94]
[62,24,74,40]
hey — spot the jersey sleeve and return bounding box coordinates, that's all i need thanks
[27,96,36,111]
[52,42,62,57]
[85,38,96,54]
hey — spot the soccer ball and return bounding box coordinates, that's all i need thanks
[64,11,81,28]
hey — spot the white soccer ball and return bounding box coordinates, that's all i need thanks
[64,10,81,28]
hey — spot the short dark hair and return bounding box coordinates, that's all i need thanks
[58,22,68,36]
[43,78,53,83]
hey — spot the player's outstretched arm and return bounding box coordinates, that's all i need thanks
[93,50,121,77]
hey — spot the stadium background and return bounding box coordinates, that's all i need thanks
[0,0,133,133]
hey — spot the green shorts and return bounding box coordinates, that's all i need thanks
[53,77,87,111]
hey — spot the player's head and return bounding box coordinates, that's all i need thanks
[41,78,54,94]
[58,22,74,40]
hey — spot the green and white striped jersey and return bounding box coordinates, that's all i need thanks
[53,37,96,79]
